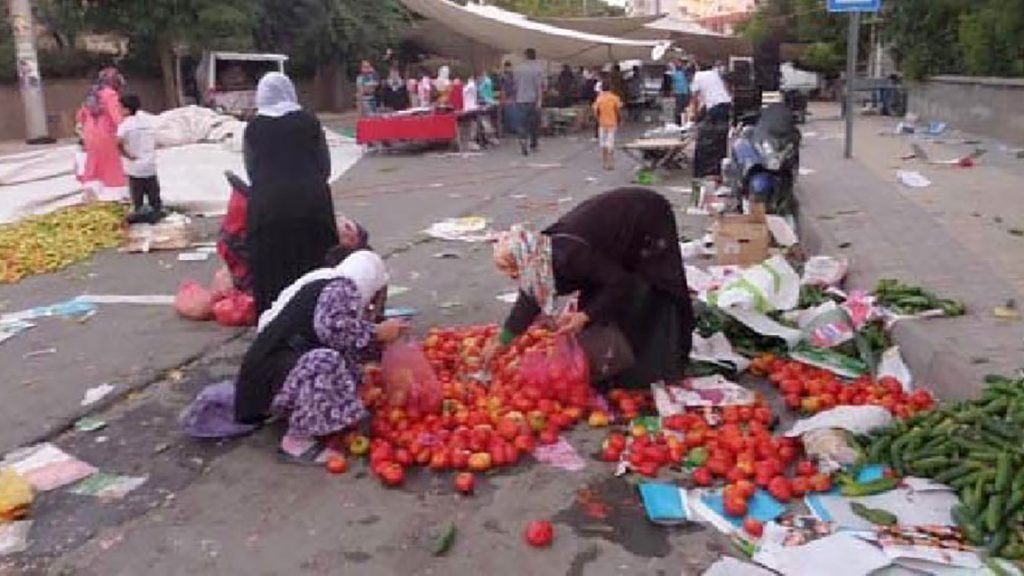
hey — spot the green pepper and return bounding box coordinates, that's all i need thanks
[431,523,457,556]
[850,502,898,526]
[685,446,708,467]
[840,477,900,497]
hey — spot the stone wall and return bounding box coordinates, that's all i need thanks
[909,76,1024,147]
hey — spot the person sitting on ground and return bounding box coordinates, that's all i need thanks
[485,187,694,390]
[234,250,407,461]
[117,93,164,224]
[592,76,623,170]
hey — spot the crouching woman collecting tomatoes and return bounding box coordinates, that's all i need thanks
[486,187,695,389]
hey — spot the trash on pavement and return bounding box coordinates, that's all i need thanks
[754,528,891,576]
[876,346,913,389]
[424,217,496,243]
[801,255,848,287]
[533,436,586,472]
[496,291,519,304]
[1,299,96,325]
[180,380,258,439]
[70,472,147,501]
[22,348,56,359]
[2,443,97,491]
[652,376,756,415]
[124,213,193,253]
[386,285,409,298]
[789,344,869,379]
[430,522,457,556]
[765,215,798,248]
[702,557,775,576]
[786,406,893,438]
[81,383,116,407]
[174,280,215,321]
[896,170,931,188]
[0,469,32,522]
[638,482,690,525]
[0,520,31,557]
[800,429,862,469]
[689,332,752,373]
[432,251,462,259]
[383,307,418,319]
[694,488,788,533]
[874,525,983,570]
[73,416,107,433]
[807,480,958,532]
[710,255,801,313]
[0,319,34,346]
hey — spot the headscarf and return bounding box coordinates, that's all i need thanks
[495,224,556,315]
[255,72,302,118]
[435,66,451,93]
[256,249,386,333]
[84,67,124,117]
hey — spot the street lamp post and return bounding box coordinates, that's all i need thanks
[8,0,51,143]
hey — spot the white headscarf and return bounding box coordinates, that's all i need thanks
[435,66,451,92]
[256,250,388,333]
[256,72,302,118]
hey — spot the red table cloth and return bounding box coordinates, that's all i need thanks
[356,113,458,145]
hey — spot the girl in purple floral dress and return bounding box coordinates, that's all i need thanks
[264,251,406,458]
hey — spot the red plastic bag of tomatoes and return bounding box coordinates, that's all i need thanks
[212,290,256,327]
[518,335,592,406]
[382,338,442,415]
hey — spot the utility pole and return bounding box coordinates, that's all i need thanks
[844,11,860,159]
[8,0,51,143]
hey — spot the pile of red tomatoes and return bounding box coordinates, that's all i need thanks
[354,325,594,487]
[751,355,935,418]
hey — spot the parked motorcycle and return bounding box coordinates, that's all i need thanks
[723,103,802,216]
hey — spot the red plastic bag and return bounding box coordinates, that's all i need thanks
[210,266,235,302]
[517,335,591,407]
[175,280,214,321]
[382,338,442,416]
[212,290,256,327]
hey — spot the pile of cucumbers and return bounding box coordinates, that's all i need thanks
[863,374,1024,559]
[873,278,966,317]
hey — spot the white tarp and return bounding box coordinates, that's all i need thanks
[398,0,665,66]
[0,106,361,223]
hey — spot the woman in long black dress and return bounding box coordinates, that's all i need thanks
[489,187,694,389]
[245,72,339,315]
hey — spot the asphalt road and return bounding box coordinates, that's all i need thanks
[2,131,733,575]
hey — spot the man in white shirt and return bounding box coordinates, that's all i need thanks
[689,63,733,124]
[117,94,163,222]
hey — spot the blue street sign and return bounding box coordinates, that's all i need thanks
[828,0,881,12]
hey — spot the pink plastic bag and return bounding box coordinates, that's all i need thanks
[212,290,256,327]
[382,339,442,416]
[175,280,214,321]
[517,335,591,406]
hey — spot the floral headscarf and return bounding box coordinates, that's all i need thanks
[501,224,556,315]
[84,67,124,117]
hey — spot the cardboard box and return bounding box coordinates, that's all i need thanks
[714,213,770,266]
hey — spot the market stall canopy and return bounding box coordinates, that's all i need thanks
[398,0,667,65]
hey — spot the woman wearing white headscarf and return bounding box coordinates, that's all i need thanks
[235,251,407,456]
[244,72,339,316]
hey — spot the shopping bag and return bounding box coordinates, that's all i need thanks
[382,338,442,416]
[517,334,591,407]
[212,290,256,327]
[174,280,214,321]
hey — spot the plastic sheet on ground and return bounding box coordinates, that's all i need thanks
[689,331,751,372]
[896,170,932,188]
[754,527,891,576]
[73,294,175,306]
[70,472,147,500]
[723,307,804,348]
[710,255,801,314]
[702,557,776,576]
[806,483,959,533]
[876,346,913,390]
[785,405,894,437]
[0,520,31,557]
[0,108,361,223]
[652,377,756,415]
[533,436,586,471]
[638,483,690,525]
[1,443,97,492]
[872,525,983,571]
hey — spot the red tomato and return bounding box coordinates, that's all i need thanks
[767,476,793,502]
[325,455,348,474]
[796,460,817,477]
[379,463,405,487]
[735,479,757,499]
[743,517,764,538]
[692,467,713,487]
[523,520,555,547]
[723,494,748,518]
[809,473,833,493]
[455,472,475,495]
[790,476,810,497]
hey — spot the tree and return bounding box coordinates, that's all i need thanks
[256,0,409,109]
[60,0,256,107]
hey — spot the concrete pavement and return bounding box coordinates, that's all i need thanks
[797,104,1024,400]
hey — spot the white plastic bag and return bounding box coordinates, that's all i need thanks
[711,255,801,313]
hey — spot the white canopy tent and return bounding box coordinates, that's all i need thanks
[398,0,667,66]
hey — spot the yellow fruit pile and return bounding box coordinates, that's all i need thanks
[0,203,126,284]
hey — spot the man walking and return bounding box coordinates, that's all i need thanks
[669,59,690,125]
[513,48,546,156]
